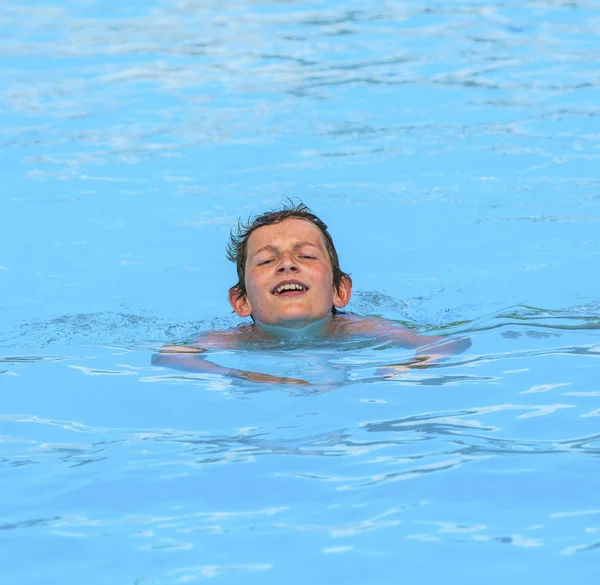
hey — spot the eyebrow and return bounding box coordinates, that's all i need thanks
[252,241,320,258]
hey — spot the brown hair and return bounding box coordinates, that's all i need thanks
[226,200,351,313]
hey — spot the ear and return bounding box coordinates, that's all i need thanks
[229,287,253,318]
[333,274,352,309]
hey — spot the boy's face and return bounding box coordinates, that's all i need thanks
[229,218,351,327]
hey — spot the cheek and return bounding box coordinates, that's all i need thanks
[314,267,334,289]
[246,274,268,301]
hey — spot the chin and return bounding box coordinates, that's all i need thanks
[276,311,312,323]
[281,311,329,325]
[261,308,326,327]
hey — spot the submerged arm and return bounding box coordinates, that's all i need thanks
[151,344,310,386]
[397,332,471,370]
[357,319,471,374]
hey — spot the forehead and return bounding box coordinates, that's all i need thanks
[247,218,327,253]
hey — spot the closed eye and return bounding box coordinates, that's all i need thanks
[257,259,274,266]
[300,255,316,260]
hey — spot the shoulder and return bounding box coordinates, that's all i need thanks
[334,314,403,336]
[191,325,255,350]
[334,314,425,345]
[157,326,251,354]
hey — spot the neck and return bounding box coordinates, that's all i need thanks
[255,315,334,340]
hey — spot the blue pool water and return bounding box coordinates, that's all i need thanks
[1,1,600,583]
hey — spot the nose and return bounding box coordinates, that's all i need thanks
[276,251,300,274]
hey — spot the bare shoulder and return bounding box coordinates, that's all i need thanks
[159,326,253,353]
[335,314,407,336]
[191,326,254,350]
[334,314,430,346]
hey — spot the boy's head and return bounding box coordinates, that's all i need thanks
[226,201,352,327]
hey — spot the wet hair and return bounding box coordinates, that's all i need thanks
[226,200,351,315]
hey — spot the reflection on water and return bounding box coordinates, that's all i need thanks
[1,306,599,576]
[3,0,600,196]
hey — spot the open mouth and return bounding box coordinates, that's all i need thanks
[271,281,309,296]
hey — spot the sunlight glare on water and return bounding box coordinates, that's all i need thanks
[1,1,600,584]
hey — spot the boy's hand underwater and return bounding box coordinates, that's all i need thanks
[229,369,311,386]
[156,345,311,386]
[376,354,447,378]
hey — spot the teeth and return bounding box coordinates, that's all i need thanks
[275,283,306,294]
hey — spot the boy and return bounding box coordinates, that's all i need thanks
[152,201,470,385]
